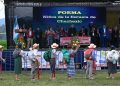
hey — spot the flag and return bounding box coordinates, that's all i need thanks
[13,16,19,44]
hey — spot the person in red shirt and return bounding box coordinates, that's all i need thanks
[84,43,96,79]
[45,27,55,47]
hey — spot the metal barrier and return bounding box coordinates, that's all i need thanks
[1,50,14,71]
[0,48,120,71]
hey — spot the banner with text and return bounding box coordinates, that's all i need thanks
[33,7,106,30]
[22,50,119,69]
[22,51,66,69]
[60,36,91,45]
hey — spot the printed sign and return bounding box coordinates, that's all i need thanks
[60,37,91,45]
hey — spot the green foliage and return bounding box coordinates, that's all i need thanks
[0,40,7,49]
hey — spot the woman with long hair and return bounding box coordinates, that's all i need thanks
[13,43,23,80]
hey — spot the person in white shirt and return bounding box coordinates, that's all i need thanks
[106,46,119,79]
[28,43,40,80]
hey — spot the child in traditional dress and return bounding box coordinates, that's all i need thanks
[67,44,80,79]
[106,46,119,79]
[13,43,23,80]
[84,43,96,80]
[0,45,5,64]
[28,43,40,81]
[0,45,5,79]
[50,43,58,80]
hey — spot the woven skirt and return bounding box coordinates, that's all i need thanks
[67,58,75,77]
[107,61,117,74]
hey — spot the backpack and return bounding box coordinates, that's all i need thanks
[84,49,93,60]
[84,52,92,59]
[62,49,70,64]
[43,49,52,62]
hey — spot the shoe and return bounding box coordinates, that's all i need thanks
[93,73,96,75]
[106,77,110,79]
[68,77,71,80]
[111,77,115,79]
[52,77,56,80]
[86,77,89,79]
[89,77,94,80]
[16,78,20,81]
[0,77,4,80]
[31,78,35,81]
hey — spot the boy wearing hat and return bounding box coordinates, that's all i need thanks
[84,43,96,79]
[50,43,58,80]
[28,43,40,80]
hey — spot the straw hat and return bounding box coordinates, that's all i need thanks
[33,43,39,49]
[29,47,33,51]
[88,43,96,48]
[51,43,59,49]
[0,45,4,49]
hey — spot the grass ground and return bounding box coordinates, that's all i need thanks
[0,40,7,49]
[0,70,120,86]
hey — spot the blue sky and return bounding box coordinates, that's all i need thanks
[0,0,5,19]
[0,0,5,25]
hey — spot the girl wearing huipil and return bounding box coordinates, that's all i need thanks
[13,43,23,80]
[67,43,80,79]
[0,45,5,79]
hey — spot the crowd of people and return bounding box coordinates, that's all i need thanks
[0,42,120,81]
[2,23,120,80]
[16,24,120,49]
